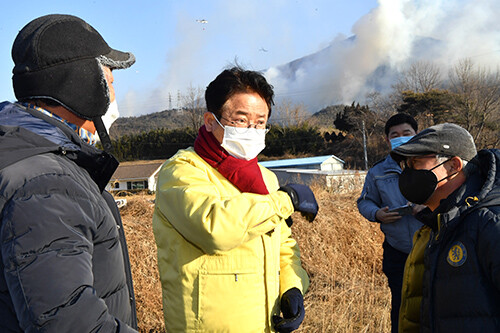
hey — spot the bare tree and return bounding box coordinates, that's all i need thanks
[273,99,310,127]
[181,84,206,131]
[394,60,443,95]
[334,102,387,166]
[365,91,397,119]
[448,58,500,148]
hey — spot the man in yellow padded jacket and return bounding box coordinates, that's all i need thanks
[153,66,318,332]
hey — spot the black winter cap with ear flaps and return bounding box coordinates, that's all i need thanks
[11,14,135,121]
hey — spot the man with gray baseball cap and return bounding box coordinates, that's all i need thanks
[391,123,500,332]
[0,14,137,332]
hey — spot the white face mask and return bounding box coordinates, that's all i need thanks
[96,100,119,142]
[102,99,119,132]
[213,114,267,160]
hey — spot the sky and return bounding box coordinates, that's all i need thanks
[1,0,500,118]
[0,0,378,116]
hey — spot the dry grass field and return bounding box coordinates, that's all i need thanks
[120,183,390,333]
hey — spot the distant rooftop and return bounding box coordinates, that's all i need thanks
[259,155,344,168]
[111,159,165,181]
[266,168,363,175]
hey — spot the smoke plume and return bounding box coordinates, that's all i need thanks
[265,0,500,112]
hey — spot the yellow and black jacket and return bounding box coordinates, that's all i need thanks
[399,149,500,333]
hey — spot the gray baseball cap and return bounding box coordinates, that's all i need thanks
[390,123,477,162]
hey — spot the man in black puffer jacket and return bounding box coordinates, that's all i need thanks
[391,123,500,332]
[0,14,138,332]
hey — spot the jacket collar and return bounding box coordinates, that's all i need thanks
[0,102,118,192]
[383,155,402,173]
[469,149,500,208]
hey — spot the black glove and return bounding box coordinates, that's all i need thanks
[272,288,305,333]
[279,184,318,222]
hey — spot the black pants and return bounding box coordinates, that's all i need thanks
[382,240,408,333]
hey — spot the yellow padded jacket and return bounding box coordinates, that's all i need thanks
[399,225,431,333]
[153,148,310,332]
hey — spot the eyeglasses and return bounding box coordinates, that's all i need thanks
[213,113,270,133]
[400,155,438,170]
[220,116,268,129]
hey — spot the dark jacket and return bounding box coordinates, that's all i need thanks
[401,149,500,333]
[0,102,137,332]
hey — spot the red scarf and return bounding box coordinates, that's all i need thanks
[194,125,269,195]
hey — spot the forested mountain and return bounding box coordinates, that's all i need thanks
[308,105,345,127]
[110,104,345,139]
[109,109,191,138]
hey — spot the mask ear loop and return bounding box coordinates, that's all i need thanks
[211,112,225,130]
[431,157,458,184]
[209,112,227,159]
[429,157,451,171]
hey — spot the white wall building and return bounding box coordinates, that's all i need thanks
[260,155,366,190]
[106,160,165,193]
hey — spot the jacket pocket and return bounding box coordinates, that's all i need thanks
[197,269,266,332]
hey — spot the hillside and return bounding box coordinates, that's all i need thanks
[110,104,346,139]
[308,104,345,129]
[121,182,390,332]
[109,109,192,138]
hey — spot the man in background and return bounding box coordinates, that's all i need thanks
[153,66,318,332]
[357,113,423,333]
[393,123,500,332]
[0,14,138,332]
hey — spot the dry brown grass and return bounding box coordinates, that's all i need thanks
[120,186,390,333]
[120,195,165,332]
[292,185,389,333]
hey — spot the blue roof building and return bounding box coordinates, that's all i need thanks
[260,155,345,171]
[259,155,365,189]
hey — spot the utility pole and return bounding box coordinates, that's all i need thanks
[362,120,368,170]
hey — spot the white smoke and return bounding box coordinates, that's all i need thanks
[265,0,500,112]
[117,0,500,116]
[117,11,212,117]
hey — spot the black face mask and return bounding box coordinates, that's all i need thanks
[398,158,456,204]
